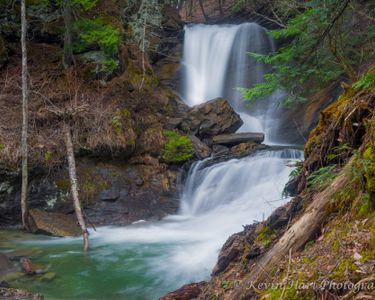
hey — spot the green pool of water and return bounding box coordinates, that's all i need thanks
[0,229,190,300]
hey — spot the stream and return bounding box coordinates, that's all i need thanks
[0,23,303,300]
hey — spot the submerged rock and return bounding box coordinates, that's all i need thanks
[20,257,46,275]
[179,98,243,138]
[28,209,81,237]
[0,287,44,300]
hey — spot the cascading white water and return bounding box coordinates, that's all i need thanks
[180,149,303,216]
[13,23,304,300]
[89,22,303,291]
[182,23,285,143]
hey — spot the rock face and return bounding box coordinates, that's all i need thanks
[179,98,243,138]
[28,209,81,237]
[212,132,265,146]
[0,157,180,228]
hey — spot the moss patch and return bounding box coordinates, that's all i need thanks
[161,130,193,163]
[255,225,275,248]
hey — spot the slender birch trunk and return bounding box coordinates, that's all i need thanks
[64,123,89,252]
[20,0,29,231]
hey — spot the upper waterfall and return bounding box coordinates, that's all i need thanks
[182,23,275,110]
[181,23,285,143]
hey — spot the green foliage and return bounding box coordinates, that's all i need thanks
[44,150,53,162]
[241,0,375,104]
[307,165,337,188]
[256,226,275,248]
[326,144,352,165]
[74,17,120,74]
[231,0,245,13]
[288,162,302,180]
[363,145,375,193]
[329,258,357,281]
[221,280,238,290]
[353,73,375,90]
[72,0,97,10]
[162,130,193,163]
[304,240,315,250]
[358,193,373,216]
[111,109,131,136]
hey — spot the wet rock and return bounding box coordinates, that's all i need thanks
[212,234,245,276]
[283,174,300,197]
[160,281,206,300]
[230,142,267,157]
[265,197,302,231]
[99,189,120,202]
[39,272,56,282]
[0,287,44,300]
[213,132,264,146]
[212,144,230,156]
[1,157,180,228]
[20,257,46,275]
[28,209,81,237]
[1,272,24,282]
[190,135,211,159]
[179,98,243,138]
[212,223,258,276]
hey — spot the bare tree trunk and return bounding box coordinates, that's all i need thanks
[218,0,223,15]
[20,0,30,231]
[139,20,146,90]
[64,123,89,252]
[63,0,75,68]
[198,0,208,20]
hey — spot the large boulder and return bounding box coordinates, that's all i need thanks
[179,98,243,138]
[28,209,81,237]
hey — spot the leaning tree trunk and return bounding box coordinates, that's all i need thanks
[64,123,89,252]
[20,0,30,231]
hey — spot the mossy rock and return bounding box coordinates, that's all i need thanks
[162,130,193,163]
